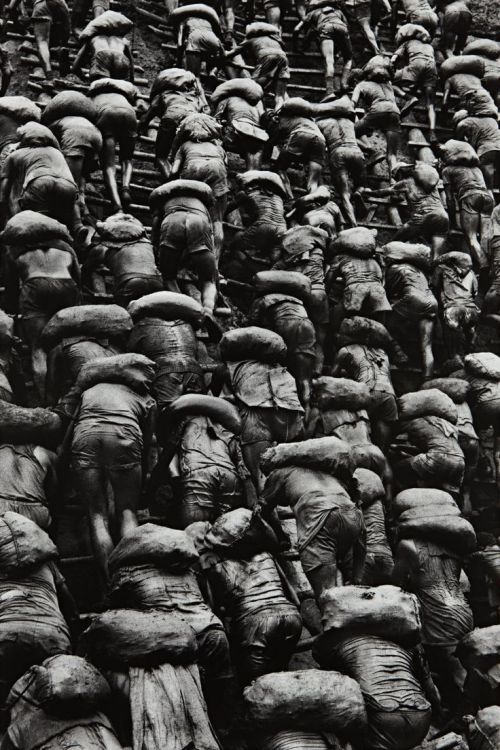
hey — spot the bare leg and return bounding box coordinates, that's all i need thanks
[100,135,121,211]
[275,79,287,109]
[307,161,322,193]
[386,130,399,176]
[336,168,357,226]
[265,4,280,27]
[74,465,113,586]
[304,562,338,599]
[424,86,436,139]
[460,209,488,270]
[314,322,328,375]
[201,279,217,315]
[320,39,335,96]
[419,317,434,379]
[242,439,272,494]
[108,465,142,539]
[290,353,314,421]
[359,18,379,53]
[33,19,52,76]
[22,315,49,403]
[481,160,495,190]
[213,194,227,264]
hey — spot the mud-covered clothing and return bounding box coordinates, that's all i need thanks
[335,344,395,397]
[109,562,232,679]
[50,116,102,162]
[178,415,247,519]
[446,72,485,100]
[303,6,352,57]
[61,338,119,382]
[183,16,223,56]
[398,416,465,493]
[242,35,290,81]
[154,90,208,158]
[318,116,365,177]
[434,266,479,329]
[0,562,71,703]
[407,540,473,648]
[386,264,438,321]
[261,465,364,573]
[158,196,215,275]
[484,236,500,312]
[232,187,286,273]
[92,92,137,140]
[271,116,326,167]
[330,254,391,314]
[316,633,431,750]
[215,96,263,155]
[353,80,400,116]
[0,444,52,528]
[362,499,394,585]
[443,165,494,215]
[393,176,447,225]
[94,238,162,307]
[456,115,500,161]
[251,294,317,361]
[394,39,438,89]
[1,146,76,218]
[71,382,155,469]
[128,317,203,407]
[274,243,328,325]
[7,714,117,750]
[204,550,301,679]
[175,141,228,198]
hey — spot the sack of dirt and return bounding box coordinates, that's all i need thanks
[422,378,469,404]
[331,227,377,258]
[173,113,222,146]
[149,179,214,211]
[395,22,431,44]
[95,213,147,243]
[0,211,71,246]
[246,21,282,38]
[80,609,198,669]
[262,731,333,750]
[109,524,198,573]
[220,326,287,364]
[254,271,312,304]
[164,394,242,435]
[205,508,280,557]
[398,514,476,555]
[24,655,110,718]
[243,670,367,734]
[393,488,458,516]
[441,55,487,80]
[75,354,157,395]
[338,316,393,352]
[312,377,372,411]
[79,10,133,39]
[211,79,263,106]
[236,170,287,199]
[398,389,458,423]
[42,91,97,125]
[441,139,480,166]
[463,39,500,59]
[170,4,221,29]
[465,352,500,381]
[42,305,132,351]
[467,706,500,750]
[319,585,421,646]
[382,241,432,271]
[279,98,317,118]
[353,468,385,506]
[89,78,138,104]
[128,291,204,327]
[0,401,62,448]
[398,504,461,523]
[260,437,354,477]
[0,512,57,574]
[0,96,41,123]
[150,68,197,100]
[456,625,500,673]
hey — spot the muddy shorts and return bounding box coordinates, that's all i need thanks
[239,406,304,446]
[58,122,102,160]
[343,281,392,315]
[365,708,432,750]
[443,4,471,33]
[32,0,70,43]
[370,390,398,423]
[330,145,366,180]
[20,176,77,226]
[443,304,479,330]
[160,210,214,258]
[181,467,243,523]
[96,106,137,149]
[395,211,449,241]
[90,49,130,81]
[299,505,365,573]
[317,22,353,58]
[281,129,326,166]
[114,274,163,308]
[197,625,233,681]
[19,278,80,321]
[275,317,317,360]
[185,29,223,56]
[355,110,400,137]
[459,190,495,215]
[253,52,290,81]
[233,606,302,680]
[394,59,438,90]
[402,451,465,494]
[0,498,51,530]
[308,288,330,325]
[392,290,438,321]
[362,552,394,585]
[181,158,229,199]
[72,424,142,470]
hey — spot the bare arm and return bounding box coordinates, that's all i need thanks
[71,41,89,77]
[125,40,135,83]
[138,96,162,133]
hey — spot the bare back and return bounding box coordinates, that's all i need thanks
[16,248,74,282]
